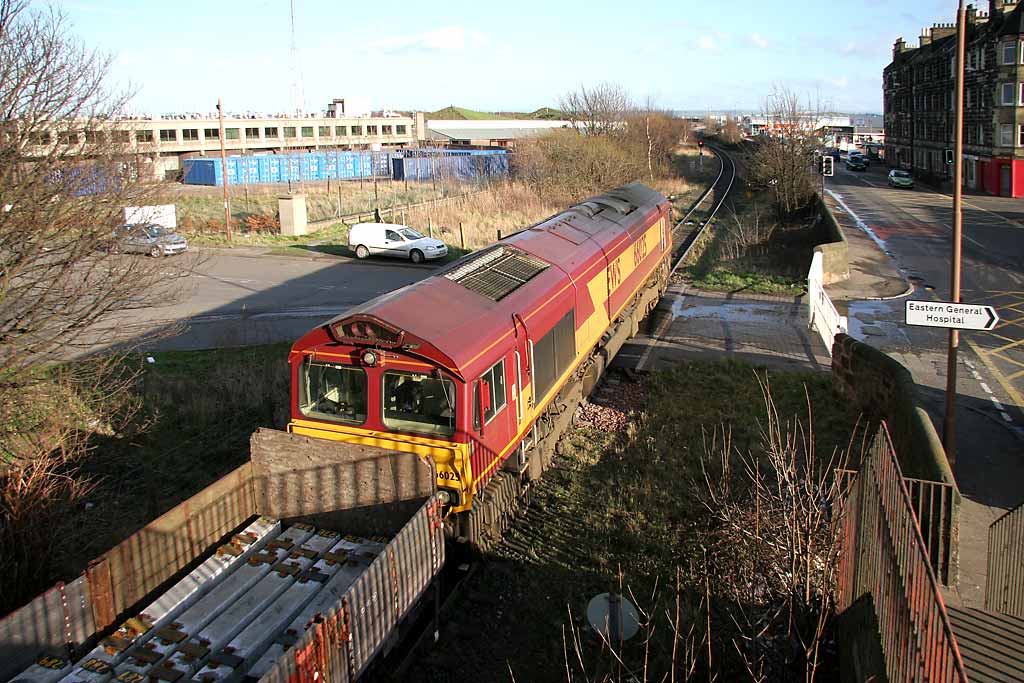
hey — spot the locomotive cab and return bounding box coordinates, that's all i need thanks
[288,313,473,511]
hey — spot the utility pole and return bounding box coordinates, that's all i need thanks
[943,0,967,465]
[217,98,231,243]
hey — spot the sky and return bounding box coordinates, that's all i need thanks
[58,0,961,116]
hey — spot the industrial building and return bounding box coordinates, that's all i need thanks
[883,0,1024,196]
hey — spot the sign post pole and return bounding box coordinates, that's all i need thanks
[944,0,967,465]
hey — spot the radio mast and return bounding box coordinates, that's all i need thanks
[288,0,305,115]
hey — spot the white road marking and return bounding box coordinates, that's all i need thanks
[980,382,993,394]
[990,395,1005,411]
[1002,412,1013,422]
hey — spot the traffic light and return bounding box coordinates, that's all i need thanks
[945,149,954,165]
[822,155,834,177]
[698,140,704,147]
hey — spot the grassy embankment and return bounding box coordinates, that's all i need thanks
[677,142,818,296]
[411,360,861,682]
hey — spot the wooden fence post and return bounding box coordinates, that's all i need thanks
[428,216,433,238]
[459,222,466,250]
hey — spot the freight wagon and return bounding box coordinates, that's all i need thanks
[1,429,445,683]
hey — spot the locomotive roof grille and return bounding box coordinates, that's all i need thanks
[444,246,549,301]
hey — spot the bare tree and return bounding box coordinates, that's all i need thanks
[621,98,688,182]
[559,82,634,137]
[720,117,743,146]
[746,86,824,215]
[0,0,189,610]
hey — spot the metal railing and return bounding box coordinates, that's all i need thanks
[807,251,847,356]
[986,499,1024,617]
[837,424,968,683]
[905,477,960,586]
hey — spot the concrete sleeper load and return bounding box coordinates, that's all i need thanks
[1,429,445,683]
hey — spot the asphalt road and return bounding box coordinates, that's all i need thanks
[827,164,1024,418]
[113,248,434,352]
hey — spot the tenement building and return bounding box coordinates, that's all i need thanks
[884,0,1024,197]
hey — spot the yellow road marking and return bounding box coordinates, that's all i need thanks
[991,338,1024,353]
[992,352,1024,369]
[1008,369,1024,380]
[967,337,1024,410]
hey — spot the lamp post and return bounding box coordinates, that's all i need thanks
[943,0,967,465]
[217,98,232,243]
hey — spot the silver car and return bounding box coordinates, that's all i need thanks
[110,223,188,257]
[888,169,914,189]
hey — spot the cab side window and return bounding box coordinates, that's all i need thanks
[473,359,507,430]
[385,229,401,241]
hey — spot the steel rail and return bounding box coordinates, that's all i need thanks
[670,142,737,277]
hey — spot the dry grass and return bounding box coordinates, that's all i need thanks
[154,179,458,230]
[402,180,563,249]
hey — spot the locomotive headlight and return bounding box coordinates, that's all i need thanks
[361,350,379,367]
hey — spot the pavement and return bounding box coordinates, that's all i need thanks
[617,164,1024,611]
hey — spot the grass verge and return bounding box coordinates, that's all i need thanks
[410,360,860,682]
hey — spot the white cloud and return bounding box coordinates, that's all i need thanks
[697,35,717,51]
[364,26,486,55]
[826,76,849,89]
[750,33,769,49]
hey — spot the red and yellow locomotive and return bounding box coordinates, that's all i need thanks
[287,182,672,534]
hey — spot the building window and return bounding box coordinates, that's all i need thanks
[264,126,279,138]
[335,125,347,136]
[1000,123,1014,146]
[182,128,198,141]
[1019,125,1024,147]
[245,127,259,139]
[382,125,393,135]
[966,88,973,109]
[1002,42,1018,65]
[225,128,240,140]
[318,125,330,137]
[301,126,313,137]
[396,125,407,135]
[977,124,984,146]
[204,128,219,140]
[1001,82,1016,105]
[111,130,129,143]
[367,125,378,135]
[58,131,79,144]
[159,129,177,142]
[351,126,362,136]
[284,126,296,138]
[84,130,104,144]
[136,130,153,143]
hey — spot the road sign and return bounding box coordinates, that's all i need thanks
[905,300,999,331]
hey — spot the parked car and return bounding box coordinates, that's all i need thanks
[846,156,868,171]
[109,223,188,257]
[348,223,448,264]
[888,169,914,188]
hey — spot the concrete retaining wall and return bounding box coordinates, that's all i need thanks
[831,333,955,484]
[814,194,849,285]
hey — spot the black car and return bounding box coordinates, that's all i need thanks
[846,156,867,171]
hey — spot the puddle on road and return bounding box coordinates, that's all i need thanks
[846,298,912,345]
[671,301,791,325]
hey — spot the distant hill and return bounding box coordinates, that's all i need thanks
[428,106,564,120]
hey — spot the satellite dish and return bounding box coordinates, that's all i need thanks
[586,593,640,642]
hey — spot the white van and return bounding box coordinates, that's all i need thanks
[348,223,448,264]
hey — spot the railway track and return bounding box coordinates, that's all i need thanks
[669,142,739,275]
[398,148,740,679]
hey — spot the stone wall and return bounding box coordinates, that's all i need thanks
[831,333,954,484]
[814,193,849,285]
